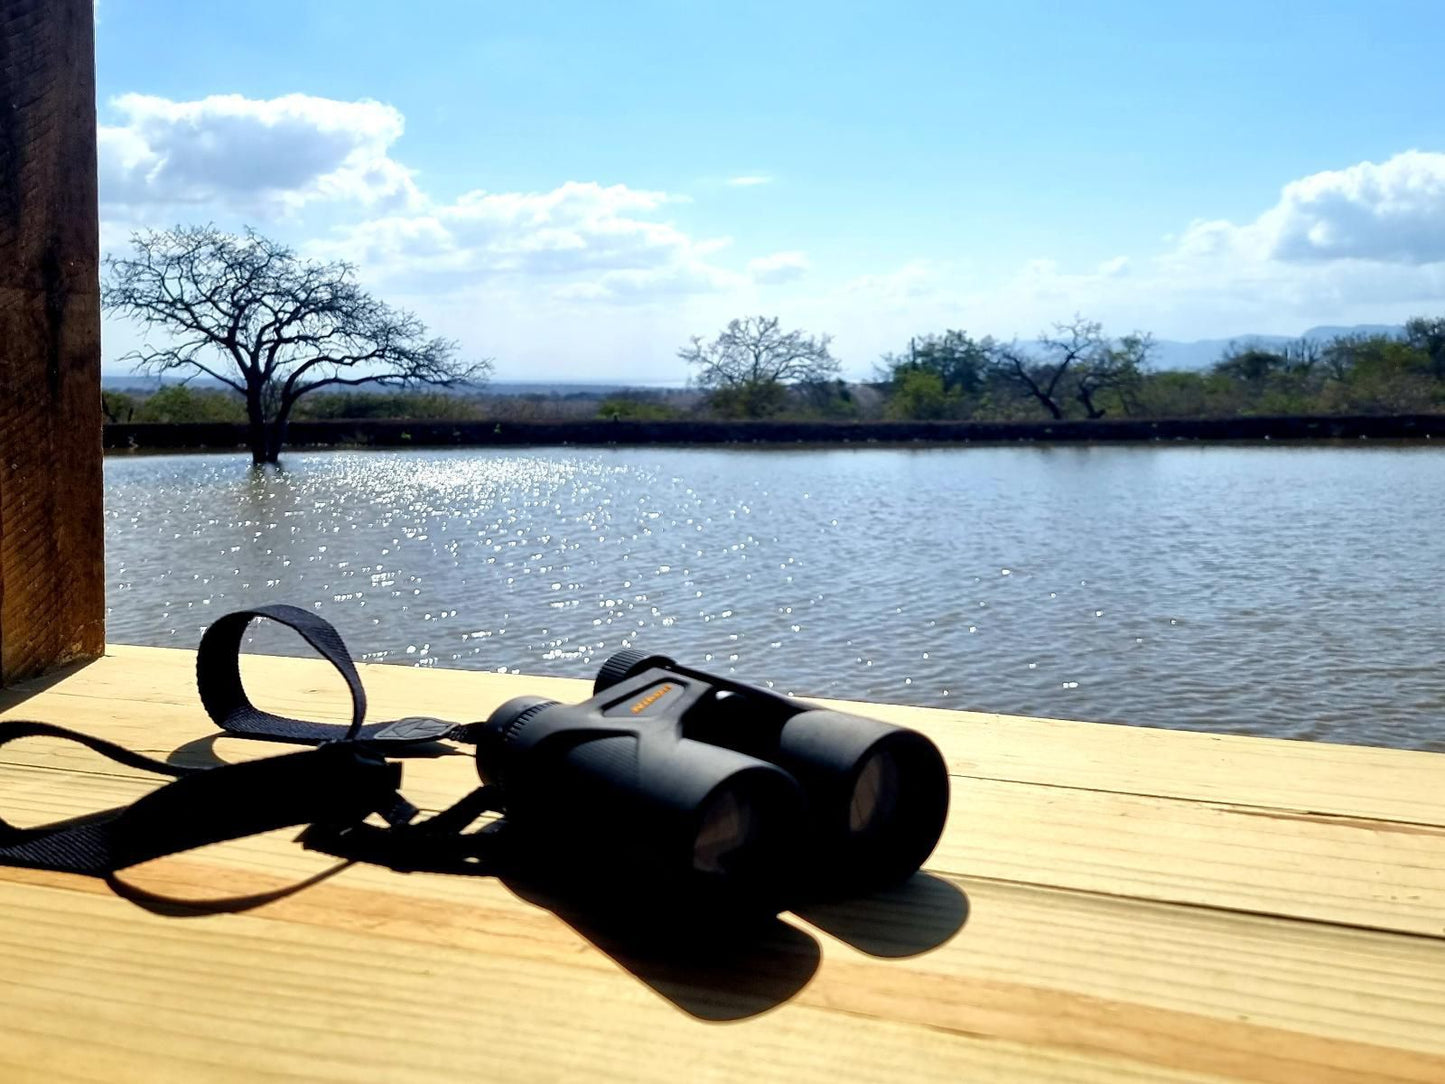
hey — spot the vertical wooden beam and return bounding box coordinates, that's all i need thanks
[0,0,104,683]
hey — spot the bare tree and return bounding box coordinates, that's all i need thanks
[1074,332,1153,419]
[991,317,1106,420]
[681,315,839,417]
[103,225,490,463]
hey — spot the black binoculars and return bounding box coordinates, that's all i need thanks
[479,650,950,916]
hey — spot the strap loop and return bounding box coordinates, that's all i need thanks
[197,604,369,743]
[195,604,470,746]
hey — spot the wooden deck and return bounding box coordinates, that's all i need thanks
[0,646,1442,1082]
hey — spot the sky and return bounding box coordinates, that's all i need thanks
[95,0,1445,382]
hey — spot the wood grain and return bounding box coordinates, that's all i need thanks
[0,0,105,684]
[2,646,1445,1079]
[18,645,1445,825]
[3,699,1443,938]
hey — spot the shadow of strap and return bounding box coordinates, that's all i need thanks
[301,785,507,875]
[0,720,194,783]
[0,721,406,878]
[109,860,355,917]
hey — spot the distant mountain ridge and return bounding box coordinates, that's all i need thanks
[1145,325,1404,371]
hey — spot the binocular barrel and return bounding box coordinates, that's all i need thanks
[476,650,950,911]
[594,650,950,892]
[477,695,805,915]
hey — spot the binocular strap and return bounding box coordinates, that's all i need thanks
[0,721,413,878]
[196,604,475,747]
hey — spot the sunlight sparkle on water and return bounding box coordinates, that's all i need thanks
[103,445,1445,751]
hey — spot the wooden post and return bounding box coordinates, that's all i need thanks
[0,0,105,683]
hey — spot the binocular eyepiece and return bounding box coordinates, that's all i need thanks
[478,651,949,917]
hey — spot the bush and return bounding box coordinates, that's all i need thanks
[885,369,958,420]
[596,396,681,421]
[132,385,246,423]
[292,390,481,420]
[101,389,138,423]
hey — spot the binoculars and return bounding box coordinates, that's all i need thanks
[479,650,950,917]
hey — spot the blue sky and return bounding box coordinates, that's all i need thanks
[96,1,1445,381]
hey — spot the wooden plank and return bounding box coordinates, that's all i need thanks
[0,0,105,684]
[931,777,1445,937]
[3,651,1445,933]
[0,873,1244,1084]
[19,645,1445,827]
[3,647,1445,1080]
[16,806,1445,1068]
[3,706,1444,940]
[2,659,1445,930]
[0,830,1441,1082]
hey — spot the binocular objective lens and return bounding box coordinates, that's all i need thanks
[849,748,901,836]
[693,786,756,875]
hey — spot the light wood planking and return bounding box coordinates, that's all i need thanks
[5,650,1445,936]
[3,705,1444,939]
[1,645,1444,1081]
[13,645,1445,824]
[1,846,1443,1082]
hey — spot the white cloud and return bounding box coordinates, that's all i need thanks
[747,250,810,284]
[99,93,419,215]
[840,261,946,306]
[97,92,1445,378]
[1177,151,1445,265]
[321,181,743,301]
[823,151,1445,347]
[727,175,772,187]
[96,92,767,308]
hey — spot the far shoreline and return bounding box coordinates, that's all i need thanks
[101,414,1445,455]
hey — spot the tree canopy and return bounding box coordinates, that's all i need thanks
[102,225,490,462]
[680,316,839,418]
[988,318,1152,420]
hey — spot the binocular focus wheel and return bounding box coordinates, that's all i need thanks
[594,649,675,694]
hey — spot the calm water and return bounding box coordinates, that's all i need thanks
[104,445,1445,751]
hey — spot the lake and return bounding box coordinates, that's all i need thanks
[104,444,1445,751]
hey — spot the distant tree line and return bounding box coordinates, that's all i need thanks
[102,259,1445,436]
[101,386,489,425]
[661,313,1445,422]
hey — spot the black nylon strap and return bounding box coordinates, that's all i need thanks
[196,604,470,746]
[0,721,407,876]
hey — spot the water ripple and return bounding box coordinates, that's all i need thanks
[103,445,1445,751]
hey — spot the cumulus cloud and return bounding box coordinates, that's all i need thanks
[747,251,810,284]
[793,151,1445,360]
[1177,151,1445,265]
[98,93,419,215]
[96,92,767,305]
[100,95,1445,375]
[922,151,1445,341]
[320,180,743,302]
